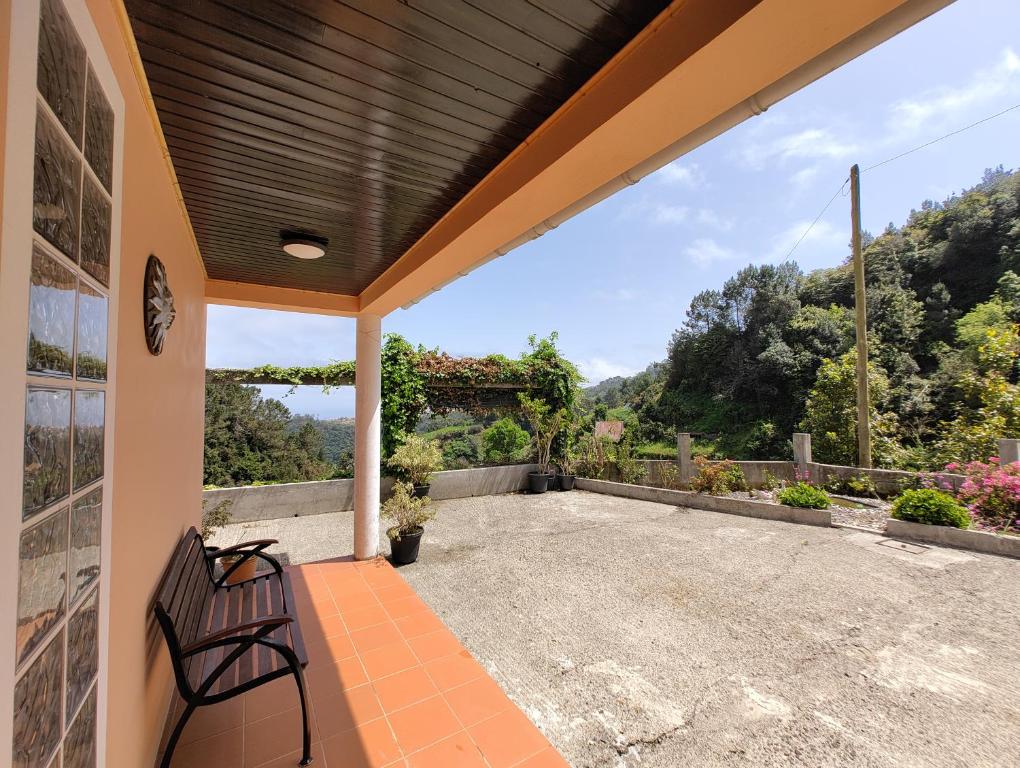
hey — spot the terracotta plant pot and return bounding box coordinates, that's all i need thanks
[220,555,257,585]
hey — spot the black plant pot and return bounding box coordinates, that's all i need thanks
[389,527,424,565]
[412,484,431,499]
[546,472,560,491]
[528,471,549,493]
[559,474,576,491]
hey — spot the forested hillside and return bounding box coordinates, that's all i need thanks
[586,167,1020,469]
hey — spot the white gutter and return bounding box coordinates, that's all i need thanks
[400,0,953,311]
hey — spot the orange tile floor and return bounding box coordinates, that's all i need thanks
[163,557,569,768]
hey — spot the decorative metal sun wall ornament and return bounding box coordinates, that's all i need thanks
[144,254,175,355]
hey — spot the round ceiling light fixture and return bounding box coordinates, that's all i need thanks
[281,231,328,260]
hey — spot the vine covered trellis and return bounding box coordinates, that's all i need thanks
[207,333,582,456]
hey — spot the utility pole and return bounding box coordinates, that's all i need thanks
[850,164,872,468]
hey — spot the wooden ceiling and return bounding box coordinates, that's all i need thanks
[123,0,672,295]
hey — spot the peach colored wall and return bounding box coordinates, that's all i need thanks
[85,1,207,766]
[0,1,9,222]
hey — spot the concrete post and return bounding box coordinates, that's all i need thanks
[793,433,812,479]
[677,433,693,486]
[998,438,1020,465]
[354,314,382,560]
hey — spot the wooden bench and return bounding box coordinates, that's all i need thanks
[154,527,312,767]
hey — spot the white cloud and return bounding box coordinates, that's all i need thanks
[888,47,1020,138]
[767,220,844,263]
[790,166,820,191]
[684,238,739,267]
[578,357,639,384]
[656,161,704,187]
[696,208,734,231]
[742,128,859,169]
[652,203,690,224]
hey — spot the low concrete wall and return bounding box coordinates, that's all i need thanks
[625,458,962,496]
[204,464,539,522]
[886,519,1020,559]
[576,477,832,527]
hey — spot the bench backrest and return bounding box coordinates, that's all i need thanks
[154,527,216,690]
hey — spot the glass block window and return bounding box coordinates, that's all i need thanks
[16,508,68,665]
[27,244,76,377]
[72,391,104,492]
[13,630,64,768]
[17,1,117,765]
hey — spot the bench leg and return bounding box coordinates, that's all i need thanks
[282,650,313,766]
[161,702,195,768]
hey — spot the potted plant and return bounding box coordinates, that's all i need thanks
[518,394,565,493]
[201,498,254,585]
[382,481,436,565]
[555,414,581,491]
[387,434,443,498]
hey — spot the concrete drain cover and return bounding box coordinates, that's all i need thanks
[877,538,929,554]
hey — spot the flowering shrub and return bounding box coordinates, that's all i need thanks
[690,457,746,495]
[952,458,1020,533]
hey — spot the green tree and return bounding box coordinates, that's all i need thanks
[481,418,529,464]
[800,352,898,467]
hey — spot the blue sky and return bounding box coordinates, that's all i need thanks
[206,0,1020,419]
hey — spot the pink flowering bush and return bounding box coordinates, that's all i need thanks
[952,458,1020,534]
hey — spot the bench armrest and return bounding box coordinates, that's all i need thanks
[208,539,283,585]
[209,539,278,558]
[181,614,293,655]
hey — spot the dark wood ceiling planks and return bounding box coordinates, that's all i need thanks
[124,0,672,294]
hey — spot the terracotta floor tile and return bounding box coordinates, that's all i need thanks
[321,716,403,768]
[372,582,415,602]
[171,695,243,746]
[393,610,445,639]
[307,656,369,702]
[305,631,356,670]
[387,695,463,755]
[382,595,430,620]
[443,676,513,728]
[468,708,550,768]
[360,640,421,681]
[250,741,326,768]
[372,666,439,714]
[343,603,391,632]
[514,747,572,767]
[334,584,380,609]
[244,676,303,722]
[350,621,404,653]
[407,629,463,664]
[423,651,486,691]
[315,683,384,739]
[168,726,244,768]
[314,612,348,639]
[244,704,316,767]
[405,731,488,768]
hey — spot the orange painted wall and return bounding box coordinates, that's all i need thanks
[86,1,207,765]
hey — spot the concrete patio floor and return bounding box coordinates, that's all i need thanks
[212,490,1020,768]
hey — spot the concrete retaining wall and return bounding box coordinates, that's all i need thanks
[204,464,539,522]
[619,459,962,496]
[575,477,832,527]
[886,519,1020,559]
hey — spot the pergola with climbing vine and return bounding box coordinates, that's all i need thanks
[206,333,582,456]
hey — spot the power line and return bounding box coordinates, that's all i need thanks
[783,101,1020,261]
[781,177,848,262]
[862,101,1020,174]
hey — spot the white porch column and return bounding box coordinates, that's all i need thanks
[354,314,382,559]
